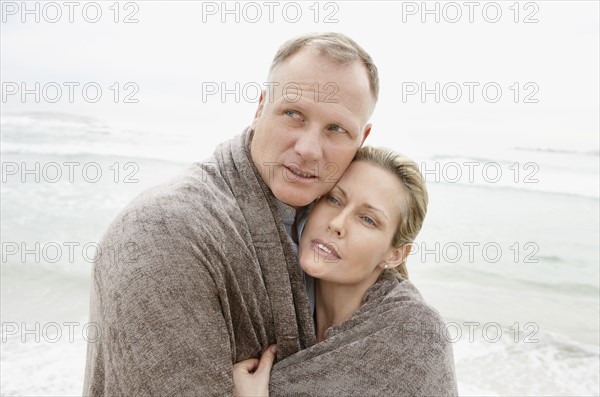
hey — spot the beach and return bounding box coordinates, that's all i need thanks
[2,1,599,394]
[1,112,598,395]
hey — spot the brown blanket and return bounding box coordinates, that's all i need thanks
[270,271,458,396]
[83,128,315,395]
[83,128,457,396]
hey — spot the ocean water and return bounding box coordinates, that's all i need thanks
[1,112,599,396]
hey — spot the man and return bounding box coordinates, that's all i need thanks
[83,32,376,395]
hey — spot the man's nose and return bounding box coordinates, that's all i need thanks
[294,125,322,163]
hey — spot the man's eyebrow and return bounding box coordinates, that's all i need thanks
[275,97,306,111]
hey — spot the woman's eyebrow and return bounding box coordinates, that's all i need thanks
[333,185,346,197]
[363,203,388,220]
[335,184,389,221]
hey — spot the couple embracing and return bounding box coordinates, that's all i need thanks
[83,32,458,396]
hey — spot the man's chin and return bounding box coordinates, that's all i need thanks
[273,186,320,208]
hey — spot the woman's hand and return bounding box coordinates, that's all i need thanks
[233,345,277,397]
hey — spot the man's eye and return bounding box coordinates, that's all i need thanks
[285,110,301,119]
[328,124,347,133]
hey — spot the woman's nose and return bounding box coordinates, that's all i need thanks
[328,212,346,238]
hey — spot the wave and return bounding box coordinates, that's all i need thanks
[1,112,203,164]
[1,142,190,165]
[435,180,599,201]
[453,326,599,396]
[424,262,600,297]
[3,112,599,199]
[425,152,599,200]
[515,146,600,157]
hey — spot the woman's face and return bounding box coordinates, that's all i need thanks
[299,161,407,288]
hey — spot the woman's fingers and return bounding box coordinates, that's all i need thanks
[255,345,277,375]
[233,344,276,376]
[233,358,260,374]
[232,346,276,397]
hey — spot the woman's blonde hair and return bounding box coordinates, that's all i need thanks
[353,147,428,279]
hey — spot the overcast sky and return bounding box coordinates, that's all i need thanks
[2,1,598,159]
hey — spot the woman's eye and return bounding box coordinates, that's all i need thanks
[361,215,376,226]
[327,195,340,205]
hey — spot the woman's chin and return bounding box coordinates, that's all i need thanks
[299,258,323,279]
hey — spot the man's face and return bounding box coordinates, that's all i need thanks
[250,47,373,208]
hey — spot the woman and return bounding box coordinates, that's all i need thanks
[233,147,457,396]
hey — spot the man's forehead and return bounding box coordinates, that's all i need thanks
[267,49,373,120]
[270,48,370,92]
[270,82,345,102]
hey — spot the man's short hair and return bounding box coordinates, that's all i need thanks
[269,32,379,104]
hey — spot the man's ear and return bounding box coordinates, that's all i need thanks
[360,124,372,146]
[251,90,267,130]
[381,244,412,269]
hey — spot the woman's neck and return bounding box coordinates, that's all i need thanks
[314,279,373,342]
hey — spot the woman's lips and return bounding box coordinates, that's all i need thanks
[311,238,340,260]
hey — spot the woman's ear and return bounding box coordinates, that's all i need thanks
[382,244,412,269]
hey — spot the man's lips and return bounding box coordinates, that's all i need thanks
[311,239,341,260]
[284,164,318,180]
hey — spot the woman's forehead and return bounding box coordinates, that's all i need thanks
[335,161,406,217]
